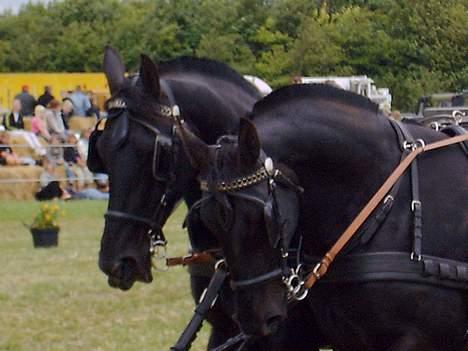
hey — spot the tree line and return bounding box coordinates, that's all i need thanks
[0,0,466,111]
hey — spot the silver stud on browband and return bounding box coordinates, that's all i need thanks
[172,105,180,117]
[264,157,275,177]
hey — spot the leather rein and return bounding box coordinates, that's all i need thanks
[202,124,468,299]
[304,130,468,289]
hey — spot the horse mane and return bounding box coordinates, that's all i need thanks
[160,56,261,97]
[252,83,379,116]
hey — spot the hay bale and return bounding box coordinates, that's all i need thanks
[68,116,97,134]
[23,117,32,131]
[8,134,35,158]
[0,166,43,200]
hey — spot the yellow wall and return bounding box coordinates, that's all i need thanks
[0,73,110,110]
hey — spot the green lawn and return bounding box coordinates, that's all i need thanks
[0,201,210,351]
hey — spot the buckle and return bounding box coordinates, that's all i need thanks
[410,252,422,262]
[312,262,322,280]
[411,200,422,212]
[403,139,426,151]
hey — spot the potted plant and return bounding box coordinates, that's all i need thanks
[28,203,61,248]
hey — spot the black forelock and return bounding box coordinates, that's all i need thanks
[160,56,262,98]
[253,83,379,116]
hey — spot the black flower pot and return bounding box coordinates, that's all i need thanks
[30,228,59,248]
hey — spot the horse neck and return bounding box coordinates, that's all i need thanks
[258,102,401,255]
[162,75,259,144]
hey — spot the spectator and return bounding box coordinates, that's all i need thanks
[14,85,36,116]
[35,160,71,201]
[76,177,109,200]
[37,86,54,107]
[61,99,74,129]
[77,128,91,160]
[5,99,46,156]
[31,105,51,141]
[69,85,91,116]
[0,133,36,165]
[86,92,100,118]
[63,133,93,191]
[46,134,64,165]
[3,98,24,130]
[45,99,66,138]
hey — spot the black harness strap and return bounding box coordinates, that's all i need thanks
[303,251,468,290]
[391,121,424,261]
[171,263,229,351]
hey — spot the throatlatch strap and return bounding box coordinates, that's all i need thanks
[171,265,228,351]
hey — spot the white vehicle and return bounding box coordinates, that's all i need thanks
[300,75,392,111]
[243,75,273,96]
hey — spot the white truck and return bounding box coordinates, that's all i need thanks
[300,75,392,112]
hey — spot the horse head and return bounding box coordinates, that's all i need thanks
[179,118,301,336]
[90,47,192,290]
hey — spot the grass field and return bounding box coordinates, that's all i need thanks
[0,200,210,351]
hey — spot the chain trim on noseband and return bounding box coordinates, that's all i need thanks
[200,168,269,192]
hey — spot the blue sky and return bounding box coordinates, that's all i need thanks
[0,0,50,14]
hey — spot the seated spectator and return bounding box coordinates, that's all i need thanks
[86,92,100,118]
[45,99,66,138]
[35,160,71,201]
[31,105,51,141]
[4,100,46,155]
[0,133,36,165]
[61,99,74,129]
[46,134,64,165]
[37,86,54,107]
[69,85,91,117]
[77,128,91,160]
[3,98,24,130]
[76,178,109,200]
[14,85,36,116]
[63,133,93,192]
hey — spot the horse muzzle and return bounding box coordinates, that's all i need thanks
[104,257,153,291]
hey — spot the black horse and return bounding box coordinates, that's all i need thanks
[180,84,468,350]
[91,47,261,348]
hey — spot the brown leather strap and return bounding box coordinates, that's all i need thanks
[166,252,215,267]
[304,133,468,289]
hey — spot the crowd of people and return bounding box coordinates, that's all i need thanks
[0,85,108,201]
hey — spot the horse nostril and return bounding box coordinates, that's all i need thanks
[266,315,283,334]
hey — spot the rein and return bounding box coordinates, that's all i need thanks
[199,128,468,301]
[304,132,468,289]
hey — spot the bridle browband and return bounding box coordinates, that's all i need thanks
[103,80,185,268]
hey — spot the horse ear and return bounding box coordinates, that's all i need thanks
[139,54,161,97]
[176,124,210,171]
[103,46,126,95]
[238,117,260,166]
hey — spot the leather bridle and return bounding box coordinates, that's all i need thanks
[197,147,307,299]
[101,80,185,266]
